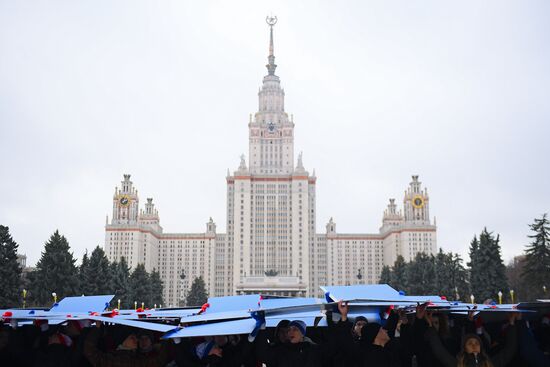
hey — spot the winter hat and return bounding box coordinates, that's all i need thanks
[195,340,215,360]
[273,319,290,340]
[288,320,307,336]
[353,316,368,326]
[275,319,290,330]
[361,322,382,344]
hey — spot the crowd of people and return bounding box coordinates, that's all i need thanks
[1,302,549,367]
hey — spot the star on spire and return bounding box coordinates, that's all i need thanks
[266,15,278,76]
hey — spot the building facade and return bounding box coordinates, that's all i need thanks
[104,22,437,306]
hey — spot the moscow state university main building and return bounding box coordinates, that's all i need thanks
[104,22,437,306]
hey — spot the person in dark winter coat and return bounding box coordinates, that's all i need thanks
[354,319,403,367]
[83,323,169,367]
[255,319,323,367]
[329,304,404,367]
[254,301,350,367]
[517,318,550,367]
[33,331,74,367]
[352,316,368,342]
[413,304,460,367]
[272,319,291,345]
[0,326,20,366]
[330,314,368,367]
[173,337,207,367]
[425,312,518,367]
[195,334,255,367]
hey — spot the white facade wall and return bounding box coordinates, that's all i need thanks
[213,234,228,297]
[325,235,384,287]
[105,229,143,270]
[157,231,216,307]
[231,177,252,291]
[312,234,327,297]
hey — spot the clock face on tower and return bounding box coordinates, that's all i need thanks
[119,195,130,207]
[412,195,424,209]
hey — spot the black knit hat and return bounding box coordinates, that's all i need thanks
[361,322,382,344]
[353,316,368,326]
[273,319,290,342]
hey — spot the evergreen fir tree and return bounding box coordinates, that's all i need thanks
[507,255,528,302]
[468,228,508,302]
[25,270,38,306]
[186,276,208,306]
[407,253,436,295]
[467,235,481,301]
[110,257,131,308]
[29,230,79,306]
[128,264,151,308]
[86,246,111,295]
[521,214,550,300]
[390,255,409,293]
[149,269,164,307]
[433,250,469,301]
[379,265,392,285]
[0,225,22,308]
[78,250,93,295]
[449,253,469,301]
[434,249,453,298]
[178,268,187,307]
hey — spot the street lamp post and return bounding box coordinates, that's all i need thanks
[52,292,57,304]
[498,291,503,304]
[356,268,363,283]
[22,289,27,308]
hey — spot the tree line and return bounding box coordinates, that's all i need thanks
[379,214,550,303]
[1,213,548,308]
[0,227,164,308]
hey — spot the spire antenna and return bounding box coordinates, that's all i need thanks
[265,15,278,75]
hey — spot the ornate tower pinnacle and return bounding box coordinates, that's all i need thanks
[266,16,278,76]
[249,16,292,175]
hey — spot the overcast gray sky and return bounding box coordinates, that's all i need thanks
[1,0,549,268]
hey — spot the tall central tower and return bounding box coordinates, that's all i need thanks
[223,17,316,297]
[248,17,294,175]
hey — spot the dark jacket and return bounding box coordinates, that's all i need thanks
[412,317,459,367]
[83,328,169,367]
[257,338,323,367]
[33,343,73,367]
[255,318,349,367]
[335,312,404,367]
[518,321,550,367]
[357,342,402,367]
[425,324,517,367]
